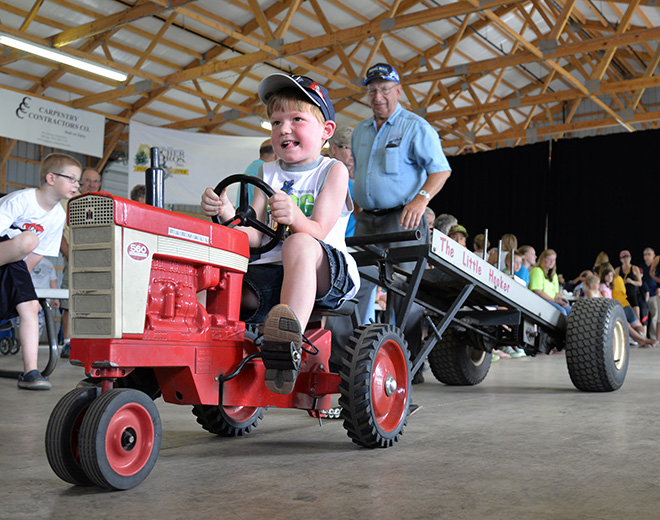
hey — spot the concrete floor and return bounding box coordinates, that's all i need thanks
[1,345,659,520]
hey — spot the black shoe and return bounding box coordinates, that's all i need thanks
[60,342,70,359]
[412,370,424,385]
[17,370,51,390]
[261,305,302,395]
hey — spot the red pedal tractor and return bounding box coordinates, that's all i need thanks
[45,175,411,490]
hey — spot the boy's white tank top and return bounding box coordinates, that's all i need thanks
[251,156,359,301]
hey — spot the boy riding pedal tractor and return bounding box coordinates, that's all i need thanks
[202,73,360,394]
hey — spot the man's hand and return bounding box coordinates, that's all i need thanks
[400,196,427,230]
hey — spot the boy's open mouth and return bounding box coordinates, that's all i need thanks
[281,140,298,149]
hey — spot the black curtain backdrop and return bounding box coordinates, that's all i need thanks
[549,129,660,279]
[431,141,550,262]
[431,129,659,281]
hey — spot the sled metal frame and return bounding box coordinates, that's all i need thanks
[346,229,568,377]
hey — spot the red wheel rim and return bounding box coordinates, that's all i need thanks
[223,405,258,422]
[371,339,408,432]
[105,402,154,477]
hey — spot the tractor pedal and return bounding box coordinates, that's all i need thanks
[261,304,302,395]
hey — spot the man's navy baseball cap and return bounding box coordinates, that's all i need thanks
[363,63,400,86]
[258,73,335,121]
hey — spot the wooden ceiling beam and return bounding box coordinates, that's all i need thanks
[51,0,195,48]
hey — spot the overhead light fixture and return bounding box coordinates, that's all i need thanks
[260,120,272,131]
[0,35,128,82]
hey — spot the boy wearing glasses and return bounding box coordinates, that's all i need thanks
[0,152,81,389]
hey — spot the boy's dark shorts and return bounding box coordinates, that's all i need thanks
[0,235,38,320]
[241,239,354,324]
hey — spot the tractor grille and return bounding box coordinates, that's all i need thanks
[69,198,120,338]
[69,196,114,227]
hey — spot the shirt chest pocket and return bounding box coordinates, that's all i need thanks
[384,146,400,174]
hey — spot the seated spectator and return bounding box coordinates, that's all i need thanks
[529,249,571,315]
[130,184,146,203]
[517,245,536,286]
[433,213,457,234]
[583,274,601,298]
[504,249,526,286]
[448,224,468,247]
[611,264,652,344]
[599,265,614,298]
[425,207,436,236]
[592,251,609,273]
[566,269,592,296]
[488,233,518,267]
[615,250,643,321]
[472,233,490,260]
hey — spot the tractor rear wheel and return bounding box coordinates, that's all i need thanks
[428,326,492,385]
[45,386,101,486]
[79,389,161,490]
[566,298,629,392]
[339,324,410,449]
[192,391,264,437]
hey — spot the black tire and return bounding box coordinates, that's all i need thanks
[428,327,492,385]
[45,387,101,486]
[192,394,264,437]
[565,298,629,392]
[0,337,10,355]
[78,389,162,490]
[339,324,410,449]
[9,336,20,355]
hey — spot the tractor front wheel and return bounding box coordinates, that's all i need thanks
[45,386,101,486]
[78,389,161,490]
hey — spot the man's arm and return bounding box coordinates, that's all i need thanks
[400,170,451,230]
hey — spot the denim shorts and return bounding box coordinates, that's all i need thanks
[241,239,354,324]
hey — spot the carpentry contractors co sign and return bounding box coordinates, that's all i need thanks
[0,87,104,157]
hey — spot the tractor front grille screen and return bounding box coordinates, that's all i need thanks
[69,196,114,227]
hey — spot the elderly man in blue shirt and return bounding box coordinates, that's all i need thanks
[330,63,452,385]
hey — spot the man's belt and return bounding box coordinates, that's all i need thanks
[362,205,404,216]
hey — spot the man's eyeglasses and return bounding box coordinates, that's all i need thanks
[367,85,396,97]
[51,172,81,185]
[82,178,101,185]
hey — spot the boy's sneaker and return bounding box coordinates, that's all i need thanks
[261,304,302,394]
[60,342,70,359]
[17,370,52,390]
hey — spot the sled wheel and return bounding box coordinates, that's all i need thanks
[428,326,492,386]
[79,389,161,490]
[566,298,629,392]
[0,337,10,355]
[339,324,410,449]
[192,398,264,438]
[213,174,285,255]
[45,386,101,486]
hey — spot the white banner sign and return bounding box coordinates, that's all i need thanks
[0,87,104,157]
[128,121,266,205]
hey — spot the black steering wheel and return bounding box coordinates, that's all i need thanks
[213,174,285,255]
